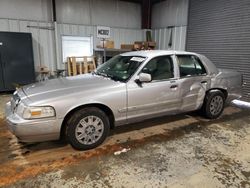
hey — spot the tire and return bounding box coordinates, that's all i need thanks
[201,90,225,119]
[66,107,110,150]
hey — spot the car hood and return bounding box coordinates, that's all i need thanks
[22,74,120,103]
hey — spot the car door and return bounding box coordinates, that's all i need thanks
[176,54,211,112]
[126,55,181,122]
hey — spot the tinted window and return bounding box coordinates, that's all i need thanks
[177,55,206,77]
[141,56,174,81]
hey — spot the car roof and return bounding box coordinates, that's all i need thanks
[121,50,199,58]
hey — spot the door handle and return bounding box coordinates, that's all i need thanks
[170,84,178,89]
[201,81,207,84]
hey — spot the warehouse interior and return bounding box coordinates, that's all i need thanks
[0,0,250,187]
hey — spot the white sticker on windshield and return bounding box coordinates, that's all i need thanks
[130,57,145,62]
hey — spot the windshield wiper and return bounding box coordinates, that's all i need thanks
[93,71,108,78]
[106,73,123,82]
[93,71,123,82]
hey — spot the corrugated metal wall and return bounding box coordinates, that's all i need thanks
[186,0,250,100]
[152,26,187,50]
[0,0,52,22]
[152,0,188,28]
[0,0,143,74]
[151,0,188,50]
[56,0,141,29]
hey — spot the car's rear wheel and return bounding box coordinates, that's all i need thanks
[66,107,110,150]
[201,90,225,119]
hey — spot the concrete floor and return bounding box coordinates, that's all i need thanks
[1,94,250,188]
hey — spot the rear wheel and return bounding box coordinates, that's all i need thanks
[201,90,225,119]
[66,107,110,150]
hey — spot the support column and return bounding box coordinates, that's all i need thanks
[141,0,152,29]
[52,0,60,70]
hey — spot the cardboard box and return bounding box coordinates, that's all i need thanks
[121,44,134,50]
[134,41,143,50]
[147,41,156,47]
[97,40,114,49]
[133,41,156,50]
[106,40,114,49]
[134,41,143,47]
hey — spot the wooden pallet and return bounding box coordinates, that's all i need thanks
[67,56,96,76]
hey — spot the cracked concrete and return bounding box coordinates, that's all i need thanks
[0,94,250,188]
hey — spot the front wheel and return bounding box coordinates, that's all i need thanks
[201,90,225,119]
[66,107,110,150]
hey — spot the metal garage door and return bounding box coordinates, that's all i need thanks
[186,0,250,100]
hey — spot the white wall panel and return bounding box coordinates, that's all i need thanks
[56,0,91,25]
[152,26,187,51]
[0,0,141,28]
[0,19,9,31]
[56,0,141,28]
[92,0,141,28]
[152,0,189,28]
[0,0,52,22]
[91,0,116,27]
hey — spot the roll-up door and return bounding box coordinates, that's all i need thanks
[186,0,250,100]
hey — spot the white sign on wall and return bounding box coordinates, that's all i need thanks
[62,36,93,62]
[97,26,110,39]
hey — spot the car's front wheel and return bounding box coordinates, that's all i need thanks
[201,90,225,119]
[66,107,110,150]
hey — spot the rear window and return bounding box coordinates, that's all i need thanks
[177,55,206,77]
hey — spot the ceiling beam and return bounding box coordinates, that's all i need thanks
[52,0,56,22]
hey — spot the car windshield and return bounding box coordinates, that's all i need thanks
[94,55,146,82]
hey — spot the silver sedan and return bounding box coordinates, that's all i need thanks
[5,50,242,150]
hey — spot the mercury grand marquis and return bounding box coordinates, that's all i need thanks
[5,50,242,150]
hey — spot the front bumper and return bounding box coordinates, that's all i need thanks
[5,102,62,142]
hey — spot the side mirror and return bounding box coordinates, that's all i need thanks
[136,73,152,83]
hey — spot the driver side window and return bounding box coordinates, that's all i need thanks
[141,56,174,81]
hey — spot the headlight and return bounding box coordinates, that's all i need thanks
[22,106,56,119]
